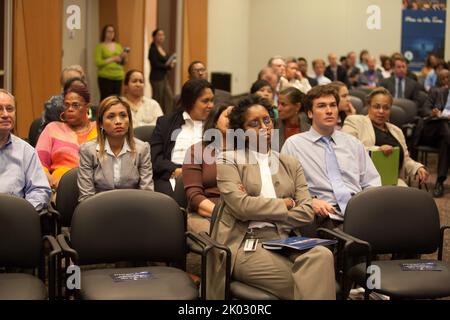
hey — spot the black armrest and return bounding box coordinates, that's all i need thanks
[438,225,450,260]
[43,235,61,300]
[56,234,78,263]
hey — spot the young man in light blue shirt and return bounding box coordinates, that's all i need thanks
[281,84,381,227]
[0,89,51,210]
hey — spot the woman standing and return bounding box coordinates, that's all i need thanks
[77,96,154,202]
[148,29,175,115]
[122,70,163,128]
[95,25,128,101]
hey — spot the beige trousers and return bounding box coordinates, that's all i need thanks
[233,228,336,300]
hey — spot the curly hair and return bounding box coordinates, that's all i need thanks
[228,94,273,131]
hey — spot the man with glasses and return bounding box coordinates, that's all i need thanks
[0,89,51,210]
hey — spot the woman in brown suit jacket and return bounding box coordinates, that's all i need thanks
[207,95,336,300]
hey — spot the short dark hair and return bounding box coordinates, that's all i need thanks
[366,87,393,106]
[203,103,234,144]
[178,79,214,113]
[63,77,88,93]
[101,25,115,42]
[124,69,144,86]
[188,61,205,76]
[228,94,272,131]
[279,87,305,108]
[250,80,272,94]
[152,29,162,38]
[64,82,91,104]
[304,84,340,114]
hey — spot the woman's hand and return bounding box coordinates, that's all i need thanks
[312,198,335,217]
[238,184,247,193]
[283,198,295,210]
[379,144,393,156]
[417,167,430,184]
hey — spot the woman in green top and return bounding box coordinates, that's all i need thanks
[95,25,128,101]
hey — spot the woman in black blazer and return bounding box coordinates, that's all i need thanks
[148,29,175,114]
[150,79,214,196]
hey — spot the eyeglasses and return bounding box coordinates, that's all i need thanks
[63,102,84,110]
[0,105,15,113]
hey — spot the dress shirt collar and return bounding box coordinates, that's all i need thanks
[0,133,13,150]
[305,126,339,145]
[96,138,131,157]
[183,111,193,122]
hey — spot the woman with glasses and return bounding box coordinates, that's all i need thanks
[77,96,154,202]
[342,87,429,186]
[207,94,336,300]
[36,84,97,189]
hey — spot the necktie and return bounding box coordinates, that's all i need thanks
[321,136,352,214]
[397,77,404,99]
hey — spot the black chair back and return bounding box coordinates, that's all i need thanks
[0,194,41,268]
[28,118,42,147]
[348,96,364,114]
[344,186,440,255]
[56,168,79,227]
[388,105,407,128]
[70,190,185,266]
[392,98,418,123]
[134,125,155,145]
[349,89,368,104]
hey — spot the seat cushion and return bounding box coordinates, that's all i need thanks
[230,281,279,300]
[348,260,450,299]
[80,266,198,300]
[0,273,46,300]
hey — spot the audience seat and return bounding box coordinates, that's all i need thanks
[133,125,155,145]
[319,186,450,300]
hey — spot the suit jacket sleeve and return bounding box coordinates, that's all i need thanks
[217,153,289,222]
[150,116,178,180]
[284,158,315,227]
[341,115,361,139]
[389,125,423,178]
[421,89,437,117]
[77,143,97,202]
[138,142,154,191]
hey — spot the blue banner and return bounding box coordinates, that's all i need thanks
[401,6,446,72]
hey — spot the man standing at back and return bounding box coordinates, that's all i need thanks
[0,89,51,210]
[281,84,381,228]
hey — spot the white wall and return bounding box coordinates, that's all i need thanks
[208,0,407,94]
[207,0,250,95]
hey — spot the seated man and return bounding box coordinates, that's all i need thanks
[0,89,51,210]
[281,84,381,228]
[419,69,450,197]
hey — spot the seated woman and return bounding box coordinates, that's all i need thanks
[277,87,310,147]
[122,69,163,128]
[342,87,429,186]
[77,96,154,202]
[182,104,234,234]
[250,79,277,120]
[329,81,356,128]
[151,79,214,196]
[208,95,336,300]
[36,84,97,189]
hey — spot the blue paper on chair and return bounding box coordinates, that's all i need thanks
[262,236,337,251]
[400,262,443,271]
[110,271,156,282]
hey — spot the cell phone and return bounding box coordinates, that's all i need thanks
[123,47,130,53]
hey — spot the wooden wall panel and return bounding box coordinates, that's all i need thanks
[13,0,62,138]
[182,0,207,84]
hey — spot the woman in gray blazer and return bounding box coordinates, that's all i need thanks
[78,96,154,202]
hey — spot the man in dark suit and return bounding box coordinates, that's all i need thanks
[379,56,423,104]
[324,53,348,85]
[418,69,450,197]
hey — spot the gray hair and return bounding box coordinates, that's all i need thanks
[0,89,15,107]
